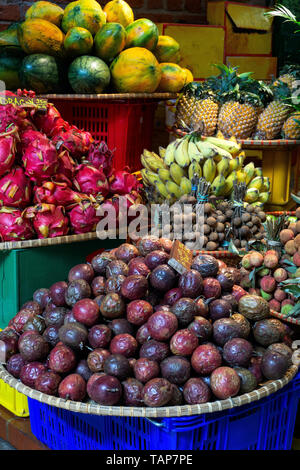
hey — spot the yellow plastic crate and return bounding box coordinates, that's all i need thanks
[0,330,29,417]
[226,56,277,81]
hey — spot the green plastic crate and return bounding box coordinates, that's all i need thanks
[0,238,120,329]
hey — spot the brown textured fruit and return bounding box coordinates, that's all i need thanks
[238,295,270,321]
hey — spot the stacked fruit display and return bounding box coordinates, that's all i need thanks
[279,206,300,260]
[141,134,270,204]
[0,0,192,95]
[175,64,300,140]
[0,92,142,242]
[0,238,295,407]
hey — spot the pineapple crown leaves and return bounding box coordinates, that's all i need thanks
[271,79,293,102]
[265,4,300,32]
[182,81,217,101]
[279,63,300,79]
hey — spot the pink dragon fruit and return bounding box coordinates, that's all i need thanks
[51,123,94,159]
[23,204,69,239]
[55,150,76,186]
[87,141,114,177]
[22,135,58,184]
[0,167,31,208]
[0,206,34,241]
[34,181,87,207]
[68,200,100,234]
[0,104,35,134]
[109,170,142,196]
[73,164,109,197]
[31,103,62,136]
[98,190,144,228]
[0,124,18,176]
[18,130,49,155]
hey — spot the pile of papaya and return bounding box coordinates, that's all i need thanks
[0,0,194,94]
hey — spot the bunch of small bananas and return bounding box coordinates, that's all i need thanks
[141,133,271,205]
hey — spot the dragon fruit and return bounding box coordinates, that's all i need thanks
[98,191,144,228]
[51,123,94,159]
[109,170,142,195]
[0,104,34,134]
[73,164,109,197]
[23,204,69,239]
[68,200,100,234]
[0,206,34,241]
[0,167,31,208]
[18,130,50,155]
[34,181,87,207]
[55,150,76,185]
[87,141,114,177]
[22,135,58,184]
[31,103,62,136]
[0,124,18,176]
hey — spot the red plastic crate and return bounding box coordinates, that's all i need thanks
[48,98,158,172]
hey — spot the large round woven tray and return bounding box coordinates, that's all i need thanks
[42,93,178,103]
[0,364,297,418]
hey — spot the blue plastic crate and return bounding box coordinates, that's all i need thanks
[28,373,300,451]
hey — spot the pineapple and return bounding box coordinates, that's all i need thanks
[254,82,292,140]
[273,64,300,91]
[282,99,300,139]
[175,81,219,136]
[208,65,262,139]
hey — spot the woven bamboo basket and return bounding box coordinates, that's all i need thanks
[270,309,300,327]
[42,93,178,102]
[0,364,297,418]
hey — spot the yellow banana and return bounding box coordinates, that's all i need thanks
[203,156,216,183]
[203,136,241,155]
[180,177,192,195]
[188,139,203,162]
[159,146,166,159]
[142,169,161,186]
[228,157,240,173]
[170,162,186,185]
[142,151,167,172]
[223,170,237,196]
[174,137,190,168]
[155,180,170,199]
[261,177,270,192]
[164,139,178,166]
[236,152,246,169]
[158,168,171,183]
[247,176,264,191]
[255,167,263,177]
[211,173,227,196]
[188,161,202,180]
[244,162,256,186]
[236,170,246,183]
[194,140,218,158]
[217,156,230,177]
[245,188,259,203]
[140,169,151,186]
[166,180,183,199]
[257,191,271,203]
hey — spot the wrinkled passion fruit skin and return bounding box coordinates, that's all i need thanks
[210,366,240,399]
[12,309,35,333]
[128,260,150,277]
[48,344,76,374]
[163,288,183,307]
[58,323,88,350]
[104,354,132,380]
[49,282,68,307]
[20,362,46,387]
[65,280,91,307]
[100,293,125,319]
[147,311,178,342]
[133,358,160,383]
[183,378,211,405]
[44,307,68,328]
[178,270,203,298]
[126,300,153,326]
[139,340,170,363]
[253,319,285,347]
[75,359,93,381]
[109,334,138,358]
[115,243,139,264]
[88,324,112,349]
[35,371,62,396]
[18,333,49,362]
[23,316,46,335]
[267,343,293,366]
[72,299,100,327]
[68,263,94,283]
[91,276,106,296]
[209,299,232,321]
[137,236,162,256]
[88,375,122,406]
[188,317,212,343]
[106,260,129,278]
[43,325,60,347]
[160,356,191,385]
[105,275,126,295]
[122,378,144,406]
[6,354,27,379]
[191,254,219,278]
[170,329,199,356]
[142,378,173,407]
[191,343,222,375]
[234,367,257,394]
[149,265,177,293]
[33,288,51,308]
[136,324,152,345]
[212,318,245,346]
[223,338,253,367]
[121,275,148,301]
[168,384,183,405]
[91,251,116,275]
[144,250,170,270]
[21,300,42,316]
[109,318,134,336]
[87,348,111,373]
[171,298,198,327]
[58,373,86,401]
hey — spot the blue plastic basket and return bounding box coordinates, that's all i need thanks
[28,373,300,451]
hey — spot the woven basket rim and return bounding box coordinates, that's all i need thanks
[0,364,297,418]
[270,309,300,326]
[41,93,178,101]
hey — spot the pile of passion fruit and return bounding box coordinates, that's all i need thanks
[0,237,295,408]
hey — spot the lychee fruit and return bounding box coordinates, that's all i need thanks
[288,222,298,235]
[241,254,251,269]
[274,288,287,302]
[260,275,276,293]
[273,268,288,283]
[285,240,297,255]
[294,234,300,250]
[269,299,281,312]
[279,229,294,245]
[249,251,264,268]
[263,250,279,269]
[293,251,300,267]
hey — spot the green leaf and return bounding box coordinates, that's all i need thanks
[228,240,240,255]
